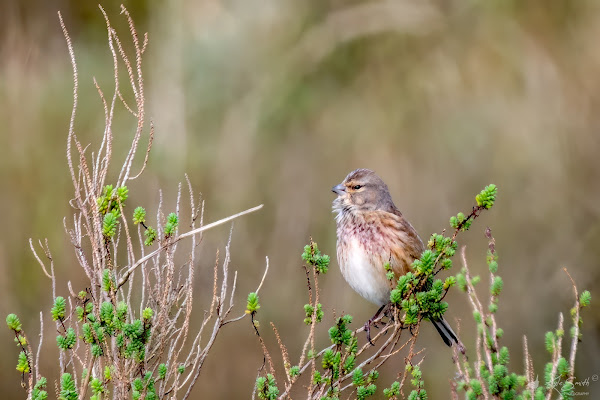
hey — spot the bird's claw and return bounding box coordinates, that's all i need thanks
[364,319,376,346]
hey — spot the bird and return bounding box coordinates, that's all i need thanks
[332,168,462,350]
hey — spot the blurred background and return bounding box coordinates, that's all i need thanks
[2,0,600,398]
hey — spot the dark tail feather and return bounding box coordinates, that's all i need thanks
[431,318,465,354]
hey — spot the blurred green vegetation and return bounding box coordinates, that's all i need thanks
[1,0,599,398]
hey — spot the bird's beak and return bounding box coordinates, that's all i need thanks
[332,184,346,195]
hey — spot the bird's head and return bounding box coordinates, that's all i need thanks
[332,169,395,217]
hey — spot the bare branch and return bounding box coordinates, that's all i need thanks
[117,204,264,288]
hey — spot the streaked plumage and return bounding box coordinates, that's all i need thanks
[332,168,461,349]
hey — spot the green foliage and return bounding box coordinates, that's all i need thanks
[130,373,157,400]
[132,378,142,400]
[367,370,379,384]
[96,185,112,214]
[545,332,555,354]
[476,184,498,209]
[32,377,48,400]
[142,307,154,321]
[57,328,76,350]
[167,212,178,225]
[6,313,21,332]
[343,354,356,373]
[392,271,448,322]
[302,241,330,274]
[456,272,467,292]
[450,212,472,231]
[76,302,93,321]
[491,276,503,296]
[452,231,584,400]
[384,261,393,279]
[312,370,322,385]
[498,346,510,365]
[82,323,94,343]
[408,365,423,387]
[133,207,146,225]
[14,334,27,347]
[443,276,456,290]
[407,390,427,400]
[91,343,104,357]
[412,250,435,276]
[51,297,66,321]
[487,249,499,273]
[544,361,553,388]
[246,292,260,314]
[104,366,112,381]
[158,363,167,379]
[16,351,29,373]
[177,364,185,374]
[256,373,279,399]
[132,373,158,400]
[450,184,497,234]
[144,226,157,246]
[534,386,545,400]
[59,373,78,400]
[328,314,353,346]
[557,357,569,378]
[488,260,498,274]
[303,303,323,324]
[353,368,365,386]
[322,348,336,370]
[406,365,427,400]
[389,228,465,325]
[164,212,179,237]
[289,365,300,377]
[97,185,128,217]
[90,377,104,395]
[103,212,118,238]
[115,301,127,321]
[102,269,114,292]
[441,258,452,270]
[121,318,151,362]
[580,290,591,307]
[383,381,401,398]
[353,368,377,399]
[469,379,483,396]
[100,301,114,324]
[117,186,128,203]
[346,335,358,355]
[561,381,574,399]
[356,384,377,400]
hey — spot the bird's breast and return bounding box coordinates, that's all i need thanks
[337,236,392,306]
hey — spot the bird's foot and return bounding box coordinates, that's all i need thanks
[364,319,376,346]
[364,304,388,345]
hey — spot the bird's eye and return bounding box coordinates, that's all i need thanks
[352,185,362,190]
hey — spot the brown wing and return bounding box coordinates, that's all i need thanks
[370,207,424,279]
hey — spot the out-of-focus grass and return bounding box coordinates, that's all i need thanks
[1,1,599,398]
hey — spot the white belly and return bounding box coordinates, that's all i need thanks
[339,237,391,306]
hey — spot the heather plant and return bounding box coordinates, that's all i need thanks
[5,7,591,400]
[452,231,591,400]
[250,185,590,399]
[5,6,264,399]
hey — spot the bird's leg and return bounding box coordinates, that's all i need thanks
[364,304,387,345]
